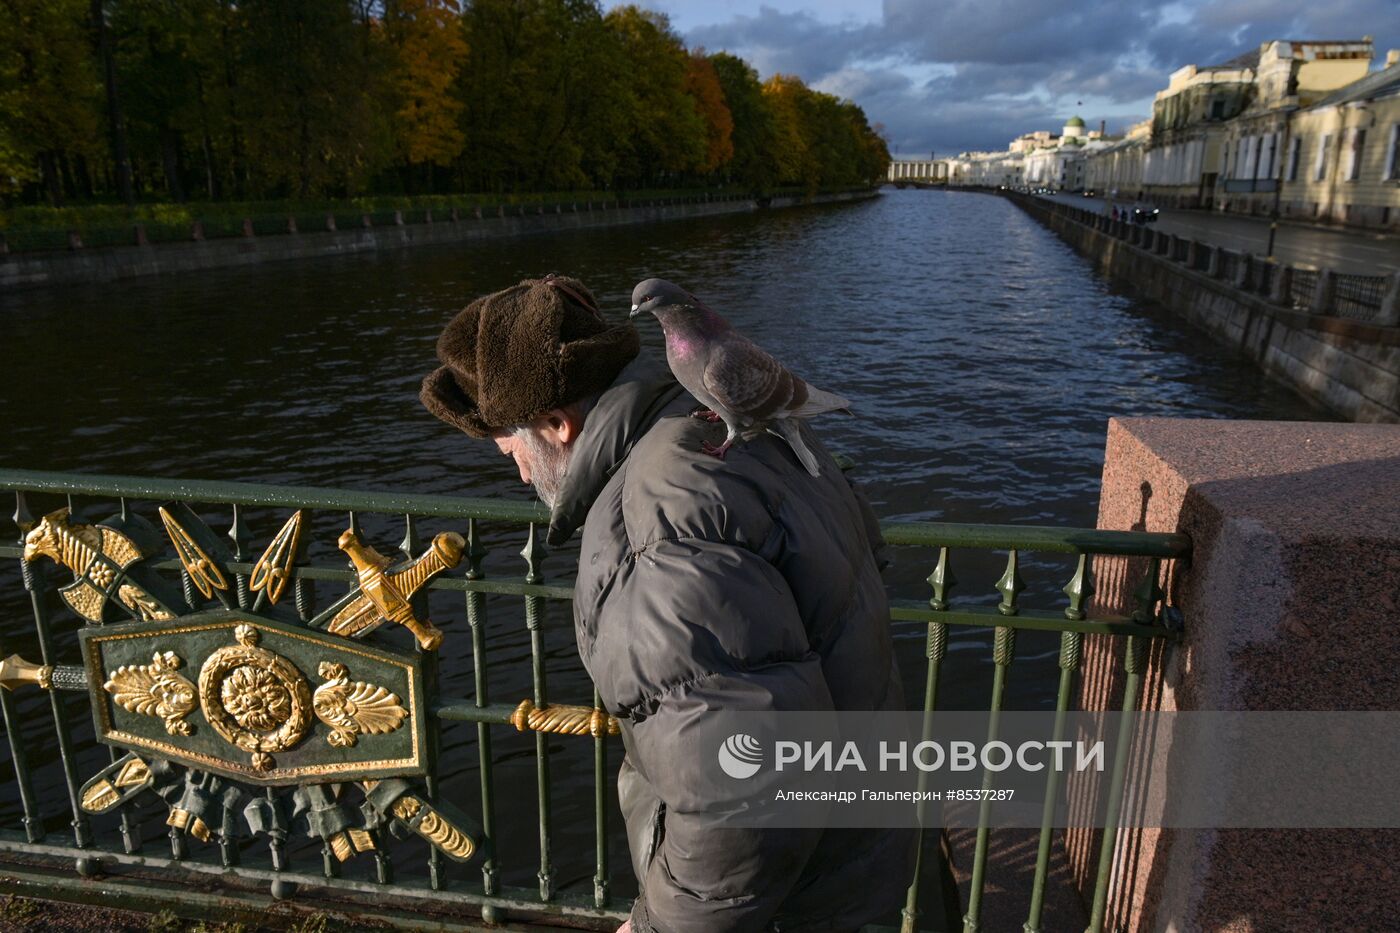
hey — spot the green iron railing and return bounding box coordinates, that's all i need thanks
[0,468,1189,932]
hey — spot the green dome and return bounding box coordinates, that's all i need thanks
[1065,115,1086,127]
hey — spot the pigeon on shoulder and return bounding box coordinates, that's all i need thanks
[629,277,849,476]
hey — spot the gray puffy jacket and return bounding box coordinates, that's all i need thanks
[547,359,915,933]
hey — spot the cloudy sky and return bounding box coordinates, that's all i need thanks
[634,0,1400,157]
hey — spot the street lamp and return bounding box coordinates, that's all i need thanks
[1266,104,1298,262]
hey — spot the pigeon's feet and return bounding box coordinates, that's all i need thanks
[701,439,733,460]
[689,408,724,424]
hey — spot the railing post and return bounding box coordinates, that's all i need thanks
[1378,272,1400,326]
[1311,268,1336,315]
[1184,238,1198,268]
[902,548,954,933]
[462,519,501,916]
[1233,252,1252,289]
[522,524,555,902]
[1270,265,1294,306]
[1206,246,1222,278]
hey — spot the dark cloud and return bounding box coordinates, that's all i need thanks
[883,0,1157,67]
[687,7,881,78]
[677,0,1400,155]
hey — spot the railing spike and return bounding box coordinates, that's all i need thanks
[927,547,956,611]
[400,513,420,560]
[995,549,1026,616]
[522,523,547,587]
[13,490,35,534]
[1063,553,1095,621]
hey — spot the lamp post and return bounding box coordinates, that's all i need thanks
[1266,105,1297,261]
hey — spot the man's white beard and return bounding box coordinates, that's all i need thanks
[517,428,571,508]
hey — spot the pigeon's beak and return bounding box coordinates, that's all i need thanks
[629,304,641,318]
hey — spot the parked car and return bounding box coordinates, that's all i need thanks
[1132,205,1161,225]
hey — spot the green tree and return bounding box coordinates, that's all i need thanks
[708,52,777,191]
[604,6,705,187]
[111,0,231,201]
[458,0,628,192]
[0,0,101,202]
[238,0,392,197]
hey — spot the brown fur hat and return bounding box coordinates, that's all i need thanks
[420,275,640,438]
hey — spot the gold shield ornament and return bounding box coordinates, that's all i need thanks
[198,624,313,771]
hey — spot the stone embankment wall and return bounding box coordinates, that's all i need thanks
[1006,192,1400,423]
[1,189,876,292]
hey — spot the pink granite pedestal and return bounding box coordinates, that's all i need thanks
[1069,418,1400,932]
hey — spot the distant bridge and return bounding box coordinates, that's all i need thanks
[887,159,949,186]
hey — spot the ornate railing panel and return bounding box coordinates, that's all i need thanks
[0,468,1188,932]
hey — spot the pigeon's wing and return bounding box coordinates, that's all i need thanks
[700,335,797,422]
[785,381,851,418]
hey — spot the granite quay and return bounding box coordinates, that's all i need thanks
[995,188,1400,422]
[0,188,877,292]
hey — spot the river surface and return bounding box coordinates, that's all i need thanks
[0,189,1331,903]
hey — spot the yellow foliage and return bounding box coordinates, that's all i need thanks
[385,0,469,167]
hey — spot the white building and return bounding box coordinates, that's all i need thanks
[1021,117,1114,191]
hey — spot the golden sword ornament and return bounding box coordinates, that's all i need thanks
[326,529,465,650]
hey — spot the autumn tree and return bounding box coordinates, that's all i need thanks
[383,0,467,184]
[762,74,812,187]
[0,0,886,205]
[684,52,733,176]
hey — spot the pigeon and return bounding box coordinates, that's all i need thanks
[630,277,850,476]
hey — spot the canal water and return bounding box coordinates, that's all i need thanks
[0,189,1330,902]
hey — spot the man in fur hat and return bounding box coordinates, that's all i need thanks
[421,275,914,933]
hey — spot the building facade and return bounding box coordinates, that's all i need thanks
[1140,54,1256,208]
[1269,56,1400,228]
[1214,40,1374,215]
[1082,120,1150,199]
